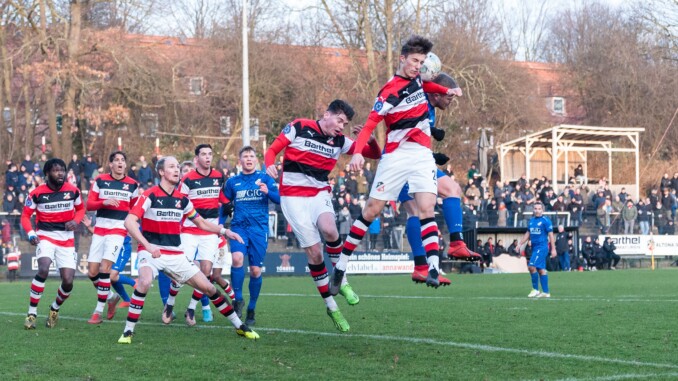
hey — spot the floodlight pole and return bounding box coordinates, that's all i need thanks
[242,0,250,146]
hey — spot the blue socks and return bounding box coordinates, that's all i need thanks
[531,272,539,290]
[157,271,171,305]
[112,280,130,302]
[248,275,263,311]
[231,266,246,301]
[200,294,210,307]
[443,197,463,234]
[406,216,425,258]
[539,273,549,294]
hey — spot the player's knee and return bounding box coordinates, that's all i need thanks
[61,281,73,293]
[250,267,262,277]
[87,267,99,278]
[110,272,119,282]
[204,284,217,296]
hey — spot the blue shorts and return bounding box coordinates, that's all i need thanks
[112,236,132,272]
[397,169,447,203]
[528,246,548,270]
[229,227,268,267]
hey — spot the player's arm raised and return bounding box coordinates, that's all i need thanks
[349,125,381,160]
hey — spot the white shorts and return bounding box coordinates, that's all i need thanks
[88,234,125,264]
[181,233,219,263]
[36,240,76,270]
[281,192,334,248]
[370,144,437,201]
[213,245,232,269]
[137,250,200,284]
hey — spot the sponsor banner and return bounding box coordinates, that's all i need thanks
[599,235,678,256]
[21,250,415,277]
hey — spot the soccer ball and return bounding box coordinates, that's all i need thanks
[420,52,442,82]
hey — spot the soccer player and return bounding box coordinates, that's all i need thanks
[265,99,381,332]
[21,158,85,329]
[400,71,481,285]
[224,146,280,325]
[85,151,140,324]
[165,145,227,326]
[332,35,459,292]
[211,235,236,300]
[117,156,258,344]
[518,202,557,298]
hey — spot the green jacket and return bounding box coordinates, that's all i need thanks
[621,205,638,221]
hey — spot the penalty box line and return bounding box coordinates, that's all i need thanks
[1,310,677,371]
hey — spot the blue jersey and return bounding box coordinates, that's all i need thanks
[528,215,553,250]
[224,170,280,230]
[427,95,436,128]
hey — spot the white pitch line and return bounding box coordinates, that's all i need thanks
[261,292,678,303]
[543,371,678,381]
[1,311,677,371]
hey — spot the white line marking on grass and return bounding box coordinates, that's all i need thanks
[261,292,678,303]
[544,371,678,381]
[2,311,677,371]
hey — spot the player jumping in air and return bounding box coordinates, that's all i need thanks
[332,35,460,293]
[265,99,381,332]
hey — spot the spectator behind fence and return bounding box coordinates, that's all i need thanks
[581,236,595,270]
[555,225,571,271]
[497,202,507,227]
[494,239,507,257]
[621,200,637,234]
[507,239,520,257]
[482,238,494,267]
[487,198,498,226]
[653,202,669,234]
[637,198,651,235]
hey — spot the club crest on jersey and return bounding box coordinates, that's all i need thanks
[327,137,334,144]
[122,184,130,190]
[213,179,219,186]
[63,193,71,200]
[175,200,182,208]
[25,197,32,207]
[376,181,385,192]
[282,123,291,134]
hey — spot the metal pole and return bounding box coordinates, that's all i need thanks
[242,0,250,146]
[552,128,558,193]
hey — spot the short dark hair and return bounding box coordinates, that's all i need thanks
[433,72,458,89]
[238,145,256,157]
[194,144,213,156]
[108,151,127,163]
[400,35,433,56]
[327,99,355,121]
[44,158,66,174]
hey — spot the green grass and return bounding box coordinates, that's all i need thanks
[1,270,678,380]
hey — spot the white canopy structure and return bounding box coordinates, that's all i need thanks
[499,125,645,199]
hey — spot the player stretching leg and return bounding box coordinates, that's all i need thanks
[265,100,381,332]
[21,158,85,329]
[212,236,236,300]
[118,156,257,344]
[86,151,140,324]
[109,235,136,310]
[332,36,459,292]
[518,202,557,299]
[165,145,227,326]
[403,72,480,284]
[224,146,280,325]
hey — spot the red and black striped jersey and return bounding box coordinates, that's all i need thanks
[353,75,450,154]
[87,174,140,236]
[179,169,227,235]
[130,185,198,255]
[21,183,85,247]
[264,119,381,197]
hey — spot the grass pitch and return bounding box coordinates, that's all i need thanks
[1,269,677,380]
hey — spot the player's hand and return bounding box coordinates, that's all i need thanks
[82,214,92,228]
[266,164,278,179]
[351,124,364,136]
[550,249,557,258]
[65,220,78,231]
[447,87,463,97]
[224,229,244,244]
[103,199,120,207]
[28,234,40,246]
[349,154,365,172]
[431,127,446,141]
[146,243,162,258]
[433,152,450,166]
[221,202,234,218]
[256,179,268,194]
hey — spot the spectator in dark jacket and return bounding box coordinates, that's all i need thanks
[486,198,498,226]
[68,154,82,187]
[82,155,98,189]
[482,238,494,267]
[580,236,595,270]
[507,239,520,257]
[602,237,620,270]
[21,154,34,175]
[637,199,651,235]
[137,161,153,187]
[494,239,507,257]
[660,173,672,191]
[348,198,363,221]
[555,225,572,271]
[2,193,17,213]
[5,164,19,189]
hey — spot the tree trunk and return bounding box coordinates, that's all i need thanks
[39,0,61,157]
[62,0,84,160]
[384,0,394,78]
[1,38,16,161]
[0,25,9,162]
[362,1,385,145]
